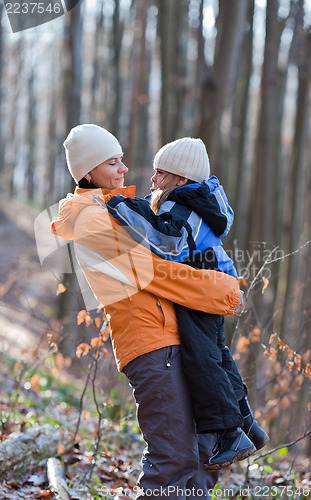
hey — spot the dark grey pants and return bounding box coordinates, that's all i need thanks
[123,346,219,500]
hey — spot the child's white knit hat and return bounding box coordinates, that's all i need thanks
[153,137,210,182]
[64,124,123,183]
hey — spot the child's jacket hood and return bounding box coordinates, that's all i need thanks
[168,176,233,238]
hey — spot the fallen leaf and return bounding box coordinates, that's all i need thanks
[58,443,65,454]
[30,374,40,392]
[34,490,53,499]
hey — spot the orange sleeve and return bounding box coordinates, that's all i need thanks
[74,207,241,315]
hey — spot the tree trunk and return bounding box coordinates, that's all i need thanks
[63,2,83,139]
[6,40,23,199]
[126,0,149,189]
[280,25,311,345]
[243,0,283,404]
[91,0,105,121]
[0,3,5,176]
[60,2,84,354]
[0,425,73,480]
[157,0,190,145]
[197,0,248,173]
[26,69,36,201]
[228,0,255,252]
[110,0,124,138]
[251,0,282,246]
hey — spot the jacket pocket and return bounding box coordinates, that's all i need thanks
[156,298,165,325]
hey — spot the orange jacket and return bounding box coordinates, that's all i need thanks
[51,186,241,371]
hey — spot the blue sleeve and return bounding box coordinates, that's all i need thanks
[205,176,234,237]
[106,196,200,262]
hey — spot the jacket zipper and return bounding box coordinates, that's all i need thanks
[157,299,165,324]
[166,346,172,368]
[156,299,171,367]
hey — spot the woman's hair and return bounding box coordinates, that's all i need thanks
[150,175,195,214]
[78,177,98,189]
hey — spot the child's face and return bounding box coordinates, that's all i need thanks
[150,169,170,192]
[150,169,188,192]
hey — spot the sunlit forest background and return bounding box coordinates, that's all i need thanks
[0,0,311,496]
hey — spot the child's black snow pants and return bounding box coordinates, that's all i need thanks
[174,304,246,434]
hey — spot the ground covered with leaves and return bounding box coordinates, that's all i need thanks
[1,349,310,500]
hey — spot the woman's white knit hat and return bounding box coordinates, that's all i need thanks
[153,137,210,183]
[64,124,123,183]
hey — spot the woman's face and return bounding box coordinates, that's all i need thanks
[150,169,188,192]
[85,155,128,190]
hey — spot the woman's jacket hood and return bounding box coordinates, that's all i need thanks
[51,186,136,240]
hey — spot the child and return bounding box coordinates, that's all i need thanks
[107,137,269,470]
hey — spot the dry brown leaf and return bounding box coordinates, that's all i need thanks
[30,374,40,392]
[58,443,65,454]
[77,310,87,325]
[262,278,269,294]
[76,343,91,358]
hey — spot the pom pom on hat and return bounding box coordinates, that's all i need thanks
[64,124,123,183]
[153,137,210,183]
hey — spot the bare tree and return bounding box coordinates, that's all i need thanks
[26,69,36,201]
[197,0,248,173]
[126,0,149,190]
[157,0,190,145]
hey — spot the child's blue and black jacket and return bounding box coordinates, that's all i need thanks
[106,175,237,277]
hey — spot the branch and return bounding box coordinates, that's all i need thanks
[255,428,311,460]
[0,425,73,480]
[47,457,71,500]
[232,239,311,344]
[67,355,96,466]
[83,338,108,481]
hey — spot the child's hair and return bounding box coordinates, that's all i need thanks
[150,175,195,214]
[151,185,177,214]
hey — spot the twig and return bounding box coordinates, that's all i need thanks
[67,356,96,466]
[255,428,311,460]
[83,351,104,482]
[47,457,71,500]
[232,239,311,346]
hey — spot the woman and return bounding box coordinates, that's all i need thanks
[51,124,242,499]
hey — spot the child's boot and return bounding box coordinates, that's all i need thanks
[239,396,269,450]
[204,427,256,471]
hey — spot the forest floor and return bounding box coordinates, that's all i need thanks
[0,199,310,499]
